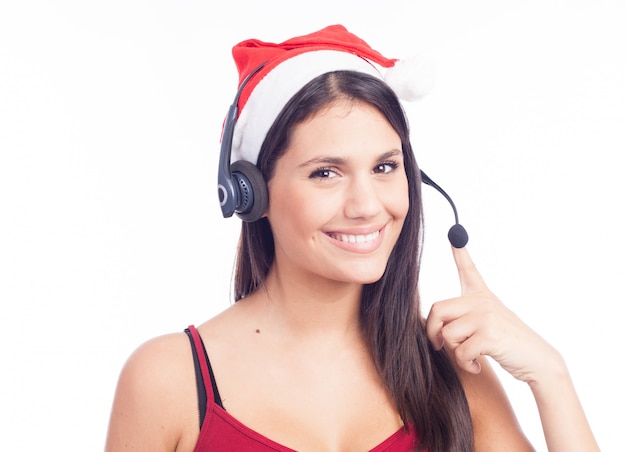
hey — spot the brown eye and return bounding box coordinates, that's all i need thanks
[373,161,399,174]
[309,167,338,179]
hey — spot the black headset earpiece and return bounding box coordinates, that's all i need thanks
[229,160,268,222]
[217,63,267,222]
[420,170,469,248]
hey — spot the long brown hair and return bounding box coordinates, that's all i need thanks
[233,71,473,452]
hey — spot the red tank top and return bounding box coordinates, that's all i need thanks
[185,325,419,451]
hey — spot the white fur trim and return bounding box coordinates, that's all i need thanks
[232,50,383,164]
[384,55,436,101]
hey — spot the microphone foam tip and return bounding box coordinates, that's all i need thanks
[448,224,469,248]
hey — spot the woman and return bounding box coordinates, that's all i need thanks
[105,25,598,451]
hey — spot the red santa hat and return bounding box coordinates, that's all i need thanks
[229,24,435,164]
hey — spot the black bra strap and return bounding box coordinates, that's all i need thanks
[184,328,207,428]
[184,328,223,429]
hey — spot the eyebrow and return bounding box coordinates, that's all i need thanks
[297,149,403,168]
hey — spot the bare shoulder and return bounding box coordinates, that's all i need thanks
[105,332,199,452]
[458,356,535,452]
[117,332,193,388]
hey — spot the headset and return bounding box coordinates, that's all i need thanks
[217,63,268,223]
[217,64,469,248]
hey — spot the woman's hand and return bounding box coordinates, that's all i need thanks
[427,246,600,451]
[425,246,561,384]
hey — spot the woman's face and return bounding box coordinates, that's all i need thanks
[265,100,409,286]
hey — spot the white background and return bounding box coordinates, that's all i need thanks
[1,1,624,450]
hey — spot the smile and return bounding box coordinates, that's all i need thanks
[329,230,380,244]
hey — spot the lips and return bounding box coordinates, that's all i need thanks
[329,230,380,244]
[325,227,385,254]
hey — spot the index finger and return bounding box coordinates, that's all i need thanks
[452,245,487,294]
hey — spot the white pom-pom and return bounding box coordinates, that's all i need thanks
[384,55,436,101]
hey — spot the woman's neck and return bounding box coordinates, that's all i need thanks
[254,265,364,344]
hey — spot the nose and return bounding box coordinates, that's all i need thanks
[343,174,382,219]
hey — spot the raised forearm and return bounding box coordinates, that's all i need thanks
[528,352,599,452]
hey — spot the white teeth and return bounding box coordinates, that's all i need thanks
[335,230,379,243]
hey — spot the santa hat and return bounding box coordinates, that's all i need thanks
[229,24,435,164]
